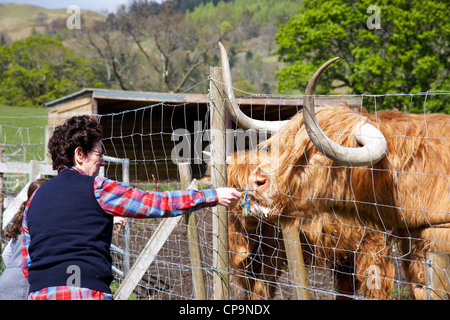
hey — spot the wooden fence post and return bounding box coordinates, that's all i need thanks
[281,220,311,300]
[121,159,131,276]
[179,162,206,300]
[29,160,40,181]
[426,251,450,300]
[209,66,229,300]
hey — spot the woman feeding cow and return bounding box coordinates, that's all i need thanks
[22,114,240,300]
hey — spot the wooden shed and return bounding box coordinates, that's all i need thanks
[45,88,360,182]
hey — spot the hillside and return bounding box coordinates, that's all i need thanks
[0,2,104,42]
[0,0,306,105]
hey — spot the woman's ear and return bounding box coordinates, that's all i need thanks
[74,146,85,165]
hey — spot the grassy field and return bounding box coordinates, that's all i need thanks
[0,104,48,118]
[0,105,48,161]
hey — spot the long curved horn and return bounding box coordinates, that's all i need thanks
[219,42,289,133]
[303,58,387,166]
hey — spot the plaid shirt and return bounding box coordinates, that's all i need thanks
[28,286,114,300]
[22,166,218,300]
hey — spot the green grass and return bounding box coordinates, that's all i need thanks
[0,105,48,161]
[0,104,48,118]
[110,281,138,300]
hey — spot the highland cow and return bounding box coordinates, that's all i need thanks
[227,150,395,300]
[219,43,450,299]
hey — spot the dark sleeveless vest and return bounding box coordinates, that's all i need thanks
[27,169,114,293]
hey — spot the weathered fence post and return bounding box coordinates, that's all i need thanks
[281,219,311,300]
[179,162,206,300]
[121,159,131,276]
[426,251,450,300]
[209,66,230,300]
[102,155,131,277]
[29,160,40,181]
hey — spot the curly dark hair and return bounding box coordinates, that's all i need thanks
[48,115,103,170]
[5,178,49,239]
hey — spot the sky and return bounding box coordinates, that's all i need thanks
[0,0,160,14]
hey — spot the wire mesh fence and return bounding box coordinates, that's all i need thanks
[1,86,449,300]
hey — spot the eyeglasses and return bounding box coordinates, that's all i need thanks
[91,150,105,160]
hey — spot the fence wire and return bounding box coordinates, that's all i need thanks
[1,89,449,300]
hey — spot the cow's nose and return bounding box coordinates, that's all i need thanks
[247,168,269,193]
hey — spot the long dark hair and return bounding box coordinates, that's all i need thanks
[5,178,49,239]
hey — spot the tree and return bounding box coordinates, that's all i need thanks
[82,15,139,91]
[118,0,229,93]
[126,3,200,92]
[275,0,450,112]
[0,35,104,107]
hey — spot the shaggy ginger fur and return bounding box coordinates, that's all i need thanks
[227,149,395,299]
[250,103,450,299]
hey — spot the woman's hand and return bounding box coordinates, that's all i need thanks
[215,188,241,207]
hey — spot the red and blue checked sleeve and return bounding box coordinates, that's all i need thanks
[21,221,30,280]
[21,194,37,280]
[94,177,218,218]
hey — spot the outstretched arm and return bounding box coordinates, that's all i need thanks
[94,177,240,218]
